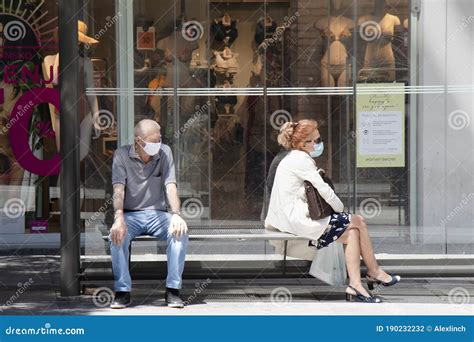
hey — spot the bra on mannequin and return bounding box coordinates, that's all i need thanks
[315,15,356,59]
[365,25,403,46]
[211,19,238,46]
[321,27,352,49]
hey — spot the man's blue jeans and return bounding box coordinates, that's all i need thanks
[109,210,188,292]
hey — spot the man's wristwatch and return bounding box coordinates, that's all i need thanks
[171,211,181,216]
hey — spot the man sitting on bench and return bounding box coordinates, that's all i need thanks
[108,119,188,309]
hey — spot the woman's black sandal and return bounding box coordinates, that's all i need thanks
[366,274,401,291]
[345,285,382,303]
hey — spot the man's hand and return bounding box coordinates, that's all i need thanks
[110,216,128,246]
[169,214,188,238]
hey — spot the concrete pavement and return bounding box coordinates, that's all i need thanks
[0,255,472,315]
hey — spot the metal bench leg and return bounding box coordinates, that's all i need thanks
[282,240,288,277]
[128,241,132,271]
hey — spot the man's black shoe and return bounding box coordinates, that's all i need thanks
[110,291,131,309]
[165,288,184,308]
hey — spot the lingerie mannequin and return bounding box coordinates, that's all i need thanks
[211,13,238,49]
[215,80,237,114]
[255,15,277,47]
[212,47,239,75]
[315,0,355,87]
[42,21,99,161]
[358,0,402,81]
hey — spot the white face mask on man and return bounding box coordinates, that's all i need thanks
[139,137,161,156]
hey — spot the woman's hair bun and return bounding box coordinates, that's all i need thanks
[277,121,297,149]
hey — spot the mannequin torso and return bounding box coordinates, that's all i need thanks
[359,12,401,80]
[316,15,354,86]
[316,15,355,65]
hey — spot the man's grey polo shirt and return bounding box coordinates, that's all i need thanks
[111,144,176,211]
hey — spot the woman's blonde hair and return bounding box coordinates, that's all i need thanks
[277,119,319,150]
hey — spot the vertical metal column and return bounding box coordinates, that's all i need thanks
[409,0,420,241]
[59,0,81,296]
[116,0,135,145]
[351,0,359,214]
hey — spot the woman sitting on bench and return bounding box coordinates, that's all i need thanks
[264,119,401,303]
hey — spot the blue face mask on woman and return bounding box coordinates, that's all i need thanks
[310,142,324,158]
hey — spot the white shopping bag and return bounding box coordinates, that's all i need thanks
[309,242,347,286]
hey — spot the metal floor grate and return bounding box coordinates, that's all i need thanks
[201,293,261,302]
[190,228,266,235]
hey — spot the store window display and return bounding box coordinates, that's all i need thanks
[210,13,238,50]
[42,21,99,161]
[157,19,199,88]
[212,47,240,77]
[156,16,201,134]
[357,0,404,82]
[315,0,354,87]
[215,80,238,115]
[244,11,292,216]
[254,15,277,48]
[0,83,24,185]
[110,0,411,224]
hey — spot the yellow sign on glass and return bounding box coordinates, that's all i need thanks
[356,83,405,168]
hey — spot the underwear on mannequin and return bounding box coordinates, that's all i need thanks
[321,61,349,83]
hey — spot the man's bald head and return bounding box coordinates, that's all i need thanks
[134,119,161,139]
